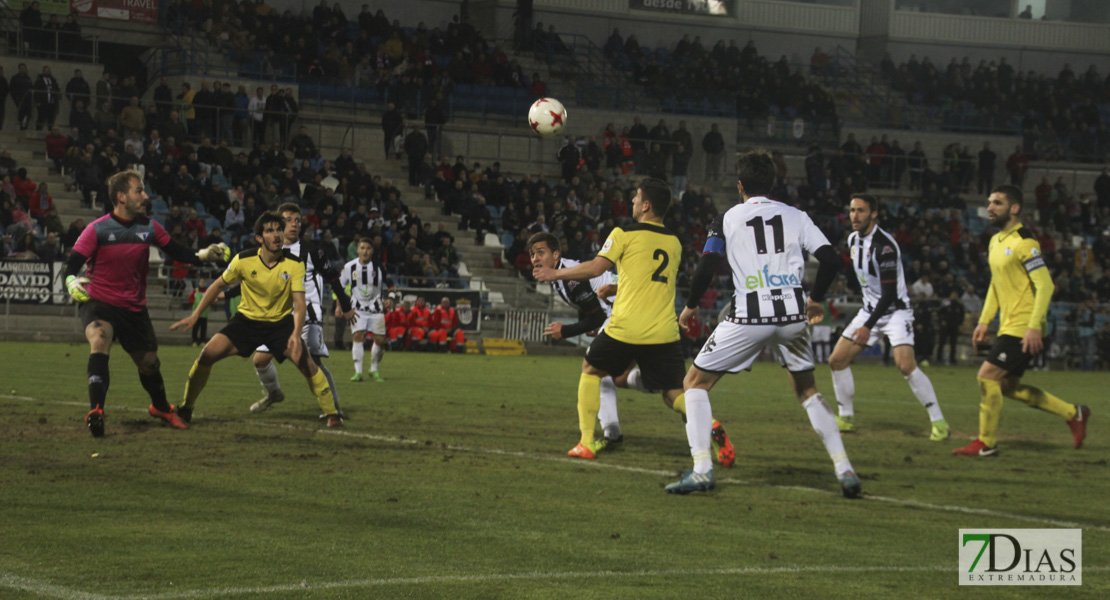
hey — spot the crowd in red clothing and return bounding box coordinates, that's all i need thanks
[384,294,466,352]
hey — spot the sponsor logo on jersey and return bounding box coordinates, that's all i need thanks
[601,238,614,254]
[761,291,794,302]
[746,265,801,289]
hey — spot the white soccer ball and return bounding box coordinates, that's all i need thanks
[528,97,567,137]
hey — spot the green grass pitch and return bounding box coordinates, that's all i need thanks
[0,341,1106,599]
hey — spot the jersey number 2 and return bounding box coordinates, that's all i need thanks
[652,249,669,283]
[747,215,784,254]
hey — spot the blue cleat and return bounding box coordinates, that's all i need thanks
[665,469,715,494]
[839,470,862,499]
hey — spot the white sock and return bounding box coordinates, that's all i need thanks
[684,388,714,474]
[370,342,384,372]
[352,339,364,374]
[625,368,649,393]
[905,367,944,422]
[256,362,280,394]
[598,376,621,439]
[802,393,853,476]
[831,367,855,417]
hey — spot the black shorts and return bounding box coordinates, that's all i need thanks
[80,299,158,354]
[986,334,1034,377]
[585,330,685,392]
[220,314,295,362]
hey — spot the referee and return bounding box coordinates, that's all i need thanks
[171,212,343,427]
[953,185,1090,456]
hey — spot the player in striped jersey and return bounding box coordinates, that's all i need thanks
[340,237,390,382]
[828,194,948,441]
[249,203,354,417]
[669,151,860,497]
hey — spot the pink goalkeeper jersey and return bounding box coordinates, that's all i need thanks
[73,213,171,311]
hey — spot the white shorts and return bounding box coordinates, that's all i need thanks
[693,320,815,374]
[351,312,386,336]
[258,323,329,357]
[842,308,915,348]
[811,324,832,343]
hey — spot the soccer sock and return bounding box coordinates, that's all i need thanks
[598,376,621,440]
[625,367,649,393]
[684,388,714,475]
[318,362,341,415]
[977,377,1003,448]
[577,373,601,446]
[831,368,855,417]
[370,342,384,372]
[352,339,364,374]
[308,368,336,415]
[1005,384,1077,420]
[182,359,212,410]
[802,394,853,476]
[671,393,687,416]
[905,367,945,422]
[87,353,110,410]
[139,371,172,413]
[256,361,281,395]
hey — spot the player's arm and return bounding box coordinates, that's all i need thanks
[1023,242,1054,332]
[535,255,613,282]
[63,250,92,301]
[807,245,841,324]
[861,242,898,329]
[312,246,352,313]
[681,215,725,329]
[549,297,608,340]
[291,290,307,336]
[170,276,230,330]
[161,237,228,266]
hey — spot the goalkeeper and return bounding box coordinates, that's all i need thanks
[65,169,229,437]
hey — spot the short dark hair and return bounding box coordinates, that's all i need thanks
[358,236,375,246]
[107,170,142,205]
[736,150,776,197]
[992,184,1023,206]
[277,201,301,215]
[253,211,284,237]
[851,193,879,213]
[527,231,559,254]
[638,177,672,216]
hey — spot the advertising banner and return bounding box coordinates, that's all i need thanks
[0,260,68,304]
[629,0,732,17]
[70,0,159,25]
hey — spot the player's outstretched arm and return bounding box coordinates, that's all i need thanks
[534,256,612,282]
[171,276,230,330]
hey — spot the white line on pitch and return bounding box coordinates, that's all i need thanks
[5,394,1110,535]
[0,572,114,600]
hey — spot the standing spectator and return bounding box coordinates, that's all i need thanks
[701,123,724,181]
[977,142,996,194]
[628,116,648,174]
[44,125,67,172]
[95,71,112,114]
[381,102,404,160]
[1076,299,1097,371]
[188,278,213,346]
[10,63,33,131]
[19,2,43,55]
[248,86,266,145]
[118,96,145,136]
[1006,145,1028,187]
[907,141,926,191]
[424,99,447,157]
[403,125,429,186]
[671,143,689,198]
[911,273,934,299]
[557,135,580,182]
[65,69,91,112]
[0,65,8,130]
[935,291,965,365]
[153,76,173,122]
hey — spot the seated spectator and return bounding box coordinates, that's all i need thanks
[429,296,466,353]
[0,150,18,178]
[28,182,53,222]
[224,199,246,233]
[45,126,69,172]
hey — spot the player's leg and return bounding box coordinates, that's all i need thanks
[130,349,188,430]
[368,315,386,381]
[597,376,621,442]
[350,322,367,381]
[828,334,865,430]
[82,314,114,437]
[287,329,341,426]
[569,332,631,459]
[790,368,860,498]
[305,324,343,418]
[678,366,724,478]
[251,350,285,412]
[892,344,948,440]
[180,333,240,422]
[1000,371,1088,449]
[953,359,1009,455]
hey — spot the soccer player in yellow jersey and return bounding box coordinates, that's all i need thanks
[534,178,734,463]
[953,185,1090,456]
[170,212,343,427]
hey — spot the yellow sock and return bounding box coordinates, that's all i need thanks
[309,369,336,415]
[1005,384,1076,420]
[671,393,687,416]
[577,373,601,446]
[183,359,212,409]
[978,377,1003,448]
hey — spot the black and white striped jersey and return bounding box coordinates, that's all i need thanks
[704,196,830,325]
[340,258,386,313]
[551,257,614,318]
[847,225,909,314]
[285,240,342,324]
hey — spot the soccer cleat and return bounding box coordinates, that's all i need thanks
[326,414,344,428]
[350,373,363,382]
[85,408,105,438]
[1069,405,1091,449]
[952,439,998,457]
[567,442,597,459]
[148,404,189,430]
[370,371,384,382]
[665,469,715,494]
[710,420,735,468]
[603,434,624,445]
[250,390,285,414]
[929,419,950,442]
[836,415,855,432]
[176,406,193,424]
[839,471,862,499]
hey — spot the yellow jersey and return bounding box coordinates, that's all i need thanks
[596,221,681,344]
[221,248,306,322]
[979,222,1054,337]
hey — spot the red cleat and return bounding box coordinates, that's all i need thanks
[711,420,735,468]
[952,439,998,456]
[86,407,105,438]
[1068,405,1090,449]
[567,443,596,460]
[149,404,189,430]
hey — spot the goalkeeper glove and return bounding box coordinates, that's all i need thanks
[66,275,90,303]
[196,242,231,263]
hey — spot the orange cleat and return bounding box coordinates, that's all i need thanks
[1068,405,1091,449]
[149,404,189,430]
[952,439,998,456]
[711,420,735,468]
[567,443,597,459]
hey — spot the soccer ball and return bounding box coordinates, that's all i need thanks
[528,97,567,137]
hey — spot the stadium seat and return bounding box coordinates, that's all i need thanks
[484,233,502,247]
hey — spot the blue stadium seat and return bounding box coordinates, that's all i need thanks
[205,216,221,232]
[152,197,169,215]
[194,202,209,218]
